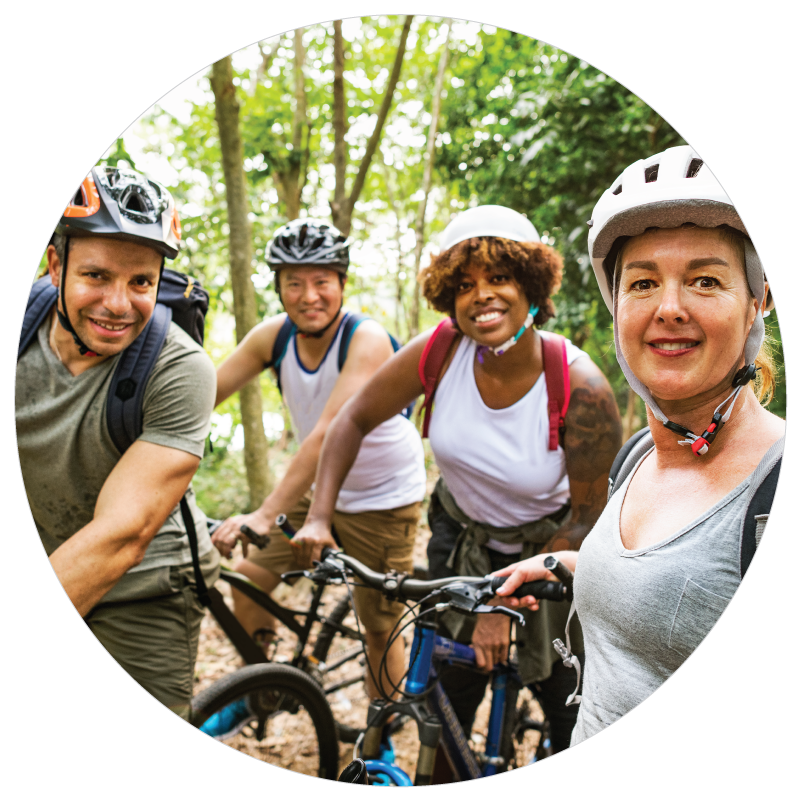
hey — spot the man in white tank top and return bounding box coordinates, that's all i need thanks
[211,219,426,715]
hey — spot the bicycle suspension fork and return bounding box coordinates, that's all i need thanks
[362,621,443,785]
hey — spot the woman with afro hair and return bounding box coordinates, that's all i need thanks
[293,205,622,764]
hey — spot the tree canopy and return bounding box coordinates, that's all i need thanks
[88,15,784,514]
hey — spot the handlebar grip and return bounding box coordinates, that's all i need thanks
[238,524,269,550]
[320,546,338,561]
[543,555,574,587]
[490,576,566,601]
[275,513,296,539]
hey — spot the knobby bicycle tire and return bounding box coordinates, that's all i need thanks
[192,664,340,780]
[499,683,552,769]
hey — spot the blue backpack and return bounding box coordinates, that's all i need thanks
[266,311,415,420]
[18,270,213,604]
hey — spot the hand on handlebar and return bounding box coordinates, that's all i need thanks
[210,509,271,559]
[491,551,577,609]
[291,519,339,569]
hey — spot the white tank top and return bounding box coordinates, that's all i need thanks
[279,315,426,513]
[429,333,588,535]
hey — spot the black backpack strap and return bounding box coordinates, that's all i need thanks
[608,427,653,501]
[19,277,58,359]
[740,455,782,579]
[180,496,210,607]
[337,311,368,371]
[264,315,296,395]
[106,303,172,455]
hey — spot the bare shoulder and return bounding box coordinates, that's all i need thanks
[347,318,395,362]
[243,312,290,361]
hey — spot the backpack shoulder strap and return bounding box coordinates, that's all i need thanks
[337,311,369,371]
[608,427,654,501]
[540,332,571,451]
[106,303,172,454]
[740,454,782,579]
[19,277,58,359]
[418,318,460,438]
[264,315,297,395]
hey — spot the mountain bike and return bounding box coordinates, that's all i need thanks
[201,545,571,783]
[330,549,571,784]
[200,518,366,739]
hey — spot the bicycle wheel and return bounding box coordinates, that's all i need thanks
[192,663,340,780]
[499,685,551,769]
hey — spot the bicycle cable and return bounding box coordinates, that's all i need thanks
[334,558,394,704]
[376,605,445,702]
[376,588,446,700]
[377,598,428,700]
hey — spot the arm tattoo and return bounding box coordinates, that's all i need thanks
[542,371,622,553]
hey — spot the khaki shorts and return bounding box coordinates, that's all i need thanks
[247,494,420,633]
[85,547,220,720]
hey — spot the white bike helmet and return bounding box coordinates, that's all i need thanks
[439,204,540,251]
[587,145,770,456]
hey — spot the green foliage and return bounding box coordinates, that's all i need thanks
[435,28,686,407]
[96,15,785,503]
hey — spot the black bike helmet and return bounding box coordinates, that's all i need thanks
[267,219,349,274]
[53,166,181,355]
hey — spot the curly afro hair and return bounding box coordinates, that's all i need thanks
[419,236,564,325]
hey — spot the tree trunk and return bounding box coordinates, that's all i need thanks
[380,158,407,340]
[210,56,271,508]
[274,28,308,221]
[331,20,348,228]
[331,15,413,236]
[409,20,452,337]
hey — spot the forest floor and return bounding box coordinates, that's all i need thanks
[191,463,547,781]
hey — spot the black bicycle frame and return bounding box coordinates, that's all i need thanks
[207,567,364,692]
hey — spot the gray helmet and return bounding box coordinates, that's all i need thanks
[267,219,349,274]
[56,166,181,259]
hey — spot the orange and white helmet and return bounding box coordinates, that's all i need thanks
[56,166,181,258]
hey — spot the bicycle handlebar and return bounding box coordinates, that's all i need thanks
[314,548,567,603]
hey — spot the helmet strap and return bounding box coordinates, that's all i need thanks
[56,238,100,358]
[476,304,538,364]
[662,364,758,456]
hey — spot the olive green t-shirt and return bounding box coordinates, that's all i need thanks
[15,314,216,573]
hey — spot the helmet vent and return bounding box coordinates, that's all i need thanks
[644,164,659,183]
[72,187,86,206]
[124,192,149,214]
[686,158,704,178]
[612,184,622,196]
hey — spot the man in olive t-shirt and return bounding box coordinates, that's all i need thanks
[15,167,218,719]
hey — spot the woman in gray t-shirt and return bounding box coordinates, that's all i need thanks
[494,144,785,745]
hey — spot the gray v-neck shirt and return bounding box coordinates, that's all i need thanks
[571,436,784,745]
[16,315,216,574]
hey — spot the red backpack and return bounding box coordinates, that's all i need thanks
[417,318,571,450]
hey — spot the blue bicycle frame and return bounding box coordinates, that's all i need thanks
[361,619,523,784]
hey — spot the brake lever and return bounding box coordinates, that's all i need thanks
[473,604,525,626]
